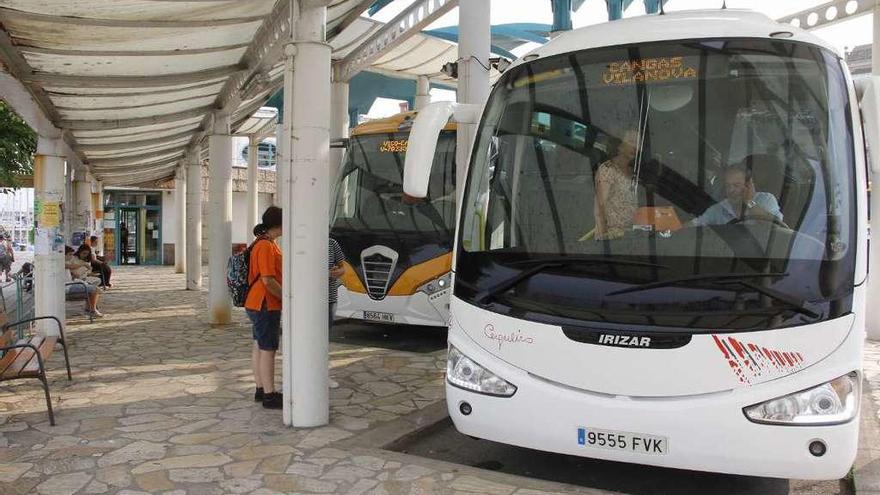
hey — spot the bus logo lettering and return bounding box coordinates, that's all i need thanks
[597,334,651,347]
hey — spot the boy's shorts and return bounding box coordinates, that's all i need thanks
[247,305,281,351]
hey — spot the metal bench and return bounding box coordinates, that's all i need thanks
[0,315,71,425]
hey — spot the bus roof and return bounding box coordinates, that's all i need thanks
[351,110,457,137]
[509,9,838,73]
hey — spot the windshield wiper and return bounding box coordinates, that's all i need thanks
[474,258,667,305]
[606,272,820,319]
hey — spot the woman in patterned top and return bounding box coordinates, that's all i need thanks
[594,130,640,240]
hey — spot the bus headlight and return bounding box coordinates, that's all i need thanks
[419,273,452,295]
[447,344,517,397]
[743,372,859,425]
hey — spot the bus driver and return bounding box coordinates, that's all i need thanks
[690,159,784,227]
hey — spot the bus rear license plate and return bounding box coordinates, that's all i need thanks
[364,311,394,322]
[577,427,667,455]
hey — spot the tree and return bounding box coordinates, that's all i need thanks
[0,99,35,187]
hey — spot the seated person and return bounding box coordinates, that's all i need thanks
[77,240,112,288]
[65,246,103,317]
[690,161,783,227]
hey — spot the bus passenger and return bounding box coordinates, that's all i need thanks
[594,130,639,240]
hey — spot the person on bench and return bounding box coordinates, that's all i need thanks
[65,246,103,318]
[76,241,112,289]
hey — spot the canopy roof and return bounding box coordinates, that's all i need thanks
[0,0,372,186]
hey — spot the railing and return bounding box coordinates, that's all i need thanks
[1,272,35,340]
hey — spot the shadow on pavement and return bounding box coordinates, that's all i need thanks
[330,319,447,353]
[392,418,852,495]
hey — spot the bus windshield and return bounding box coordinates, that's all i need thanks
[333,131,456,235]
[459,39,856,331]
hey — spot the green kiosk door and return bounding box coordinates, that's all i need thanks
[119,208,139,265]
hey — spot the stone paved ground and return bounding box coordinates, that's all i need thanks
[0,266,594,495]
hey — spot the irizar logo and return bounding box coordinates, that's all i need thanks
[598,334,651,347]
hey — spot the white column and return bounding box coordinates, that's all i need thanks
[869,6,880,339]
[92,180,104,255]
[282,1,332,427]
[415,75,431,111]
[274,123,284,205]
[208,115,234,323]
[456,0,491,197]
[73,175,92,238]
[175,166,187,274]
[247,135,260,235]
[186,151,203,290]
[330,80,350,189]
[34,135,66,336]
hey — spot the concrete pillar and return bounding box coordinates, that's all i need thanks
[414,75,431,111]
[869,6,880,340]
[186,152,203,290]
[92,180,104,255]
[33,135,66,336]
[274,123,285,205]
[63,165,73,242]
[175,166,187,274]
[330,81,350,189]
[247,136,260,235]
[208,115,233,323]
[456,0,491,198]
[73,176,92,239]
[282,1,332,427]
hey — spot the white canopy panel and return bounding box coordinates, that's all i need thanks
[0,0,370,185]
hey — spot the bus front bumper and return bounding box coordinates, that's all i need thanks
[335,287,449,327]
[445,332,858,480]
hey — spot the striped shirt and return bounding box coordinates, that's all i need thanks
[329,237,346,304]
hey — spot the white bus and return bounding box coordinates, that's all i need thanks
[403,9,872,479]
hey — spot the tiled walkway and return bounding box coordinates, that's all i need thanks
[0,267,586,495]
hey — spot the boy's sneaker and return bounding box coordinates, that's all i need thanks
[262,392,283,409]
[254,387,264,402]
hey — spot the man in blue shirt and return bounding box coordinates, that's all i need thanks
[691,164,784,227]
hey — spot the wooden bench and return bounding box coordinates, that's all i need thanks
[0,315,71,425]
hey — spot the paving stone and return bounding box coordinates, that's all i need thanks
[285,462,324,477]
[0,462,33,482]
[223,460,260,478]
[134,470,175,492]
[450,475,517,495]
[82,480,109,494]
[218,477,264,493]
[97,441,166,467]
[169,432,228,445]
[169,444,220,456]
[351,455,387,471]
[229,444,296,461]
[167,467,224,483]
[345,478,380,495]
[95,465,132,488]
[322,465,377,483]
[258,453,292,474]
[41,457,97,475]
[131,452,234,474]
[36,471,93,495]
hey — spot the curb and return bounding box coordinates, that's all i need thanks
[855,376,880,494]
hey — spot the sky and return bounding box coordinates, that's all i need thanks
[366,0,874,117]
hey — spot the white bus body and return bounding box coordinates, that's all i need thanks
[404,10,871,479]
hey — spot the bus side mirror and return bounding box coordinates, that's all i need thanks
[403,102,481,198]
[857,75,880,174]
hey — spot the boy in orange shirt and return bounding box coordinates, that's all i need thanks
[246,206,284,409]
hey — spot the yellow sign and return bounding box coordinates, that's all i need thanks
[602,57,697,85]
[39,201,61,228]
[379,140,408,153]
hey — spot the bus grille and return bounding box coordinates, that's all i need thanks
[362,252,395,300]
